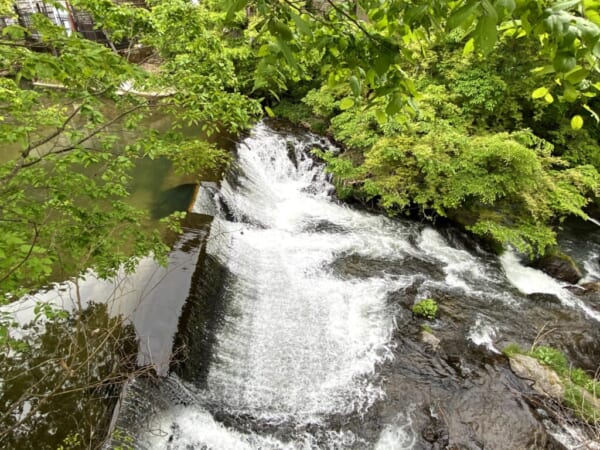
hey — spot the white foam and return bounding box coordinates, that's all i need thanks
[374,406,417,450]
[501,250,600,321]
[544,419,600,450]
[583,255,600,282]
[467,317,500,353]
[417,228,488,291]
[140,403,366,450]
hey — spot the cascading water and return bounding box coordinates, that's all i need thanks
[115,122,600,449]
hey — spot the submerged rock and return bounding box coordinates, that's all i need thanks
[509,354,564,398]
[532,252,582,284]
[527,293,561,304]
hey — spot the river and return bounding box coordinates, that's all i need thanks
[110,122,600,449]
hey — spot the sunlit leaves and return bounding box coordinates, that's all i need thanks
[532,86,550,99]
[571,114,584,129]
[339,97,355,110]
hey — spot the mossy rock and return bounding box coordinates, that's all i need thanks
[505,343,600,425]
[531,248,582,284]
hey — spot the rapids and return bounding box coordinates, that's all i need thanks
[112,122,600,449]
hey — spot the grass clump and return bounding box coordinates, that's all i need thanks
[412,298,438,320]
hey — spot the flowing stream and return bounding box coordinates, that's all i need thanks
[113,122,600,449]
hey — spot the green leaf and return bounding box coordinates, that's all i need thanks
[571,115,584,129]
[269,20,293,41]
[339,97,355,110]
[375,109,387,125]
[553,52,577,73]
[544,93,554,103]
[584,0,600,26]
[532,87,549,99]
[290,11,312,37]
[565,67,589,84]
[447,1,479,31]
[274,38,298,69]
[480,0,499,22]
[264,106,275,117]
[494,0,516,16]
[224,0,246,22]
[562,81,579,102]
[474,14,498,55]
[463,37,476,55]
[373,51,394,76]
[385,93,404,115]
[349,76,361,97]
[2,24,27,40]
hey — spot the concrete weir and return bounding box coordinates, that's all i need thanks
[106,181,218,447]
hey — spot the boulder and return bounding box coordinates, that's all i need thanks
[509,354,564,398]
[532,252,582,284]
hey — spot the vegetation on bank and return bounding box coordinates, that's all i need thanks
[504,343,600,425]
[1,0,599,446]
[276,34,600,256]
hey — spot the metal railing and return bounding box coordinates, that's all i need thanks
[1,1,148,46]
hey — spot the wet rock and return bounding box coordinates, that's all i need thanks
[286,141,298,168]
[532,252,582,284]
[421,330,441,351]
[509,354,564,398]
[564,282,600,297]
[442,367,550,449]
[579,281,600,294]
[329,253,444,280]
[527,293,561,304]
[421,418,449,448]
[303,219,348,234]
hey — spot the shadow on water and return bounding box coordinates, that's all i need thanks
[150,183,198,220]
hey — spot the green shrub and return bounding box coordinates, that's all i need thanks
[412,298,438,320]
[529,345,569,375]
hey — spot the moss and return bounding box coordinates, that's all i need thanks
[502,342,523,357]
[420,324,434,334]
[412,298,438,320]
